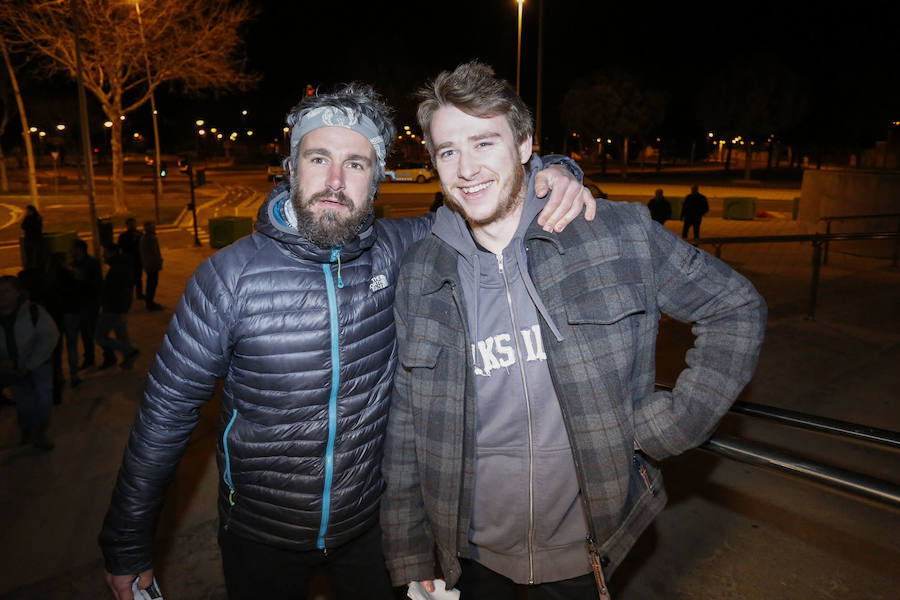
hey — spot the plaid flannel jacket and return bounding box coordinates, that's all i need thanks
[381,199,766,587]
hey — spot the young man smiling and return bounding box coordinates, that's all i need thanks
[99,82,594,600]
[381,62,766,599]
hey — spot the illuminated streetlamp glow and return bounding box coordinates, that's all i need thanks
[241,110,248,116]
[56,124,66,131]
[119,115,126,120]
[39,131,46,137]
[29,127,37,133]
[104,121,113,128]
[198,129,206,136]
[196,119,205,126]
[246,130,254,136]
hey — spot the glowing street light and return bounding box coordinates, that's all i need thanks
[196,119,205,127]
[56,124,67,131]
[516,0,525,94]
[104,121,113,128]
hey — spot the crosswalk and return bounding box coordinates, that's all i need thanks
[176,184,264,246]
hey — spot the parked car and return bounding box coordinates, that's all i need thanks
[384,161,434,183]
[267,157,287,181]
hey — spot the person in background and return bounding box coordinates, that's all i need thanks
[681,184,709,239]
[117,218,144,301]
[139,221,163,311]
[21,205,43,269]
[96,245,140,371]
[647,188,672,225]
[67,238,102,376]
[0,275,59,451]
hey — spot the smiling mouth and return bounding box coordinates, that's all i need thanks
[461,181,493,195]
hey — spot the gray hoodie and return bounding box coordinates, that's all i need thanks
[431,156,590,584]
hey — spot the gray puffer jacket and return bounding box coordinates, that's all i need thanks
[99,182,431,575]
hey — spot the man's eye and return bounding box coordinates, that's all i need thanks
[439,149,455,160]
[311,157,326,164]
[347,162,363,170]
[476,141,492,149]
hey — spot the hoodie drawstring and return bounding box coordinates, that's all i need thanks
[515,245,565,342]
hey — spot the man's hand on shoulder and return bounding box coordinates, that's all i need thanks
[534,164,597,232]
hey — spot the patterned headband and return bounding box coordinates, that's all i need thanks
[290,106,386,168]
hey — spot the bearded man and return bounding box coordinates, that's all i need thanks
[98,83,594,600]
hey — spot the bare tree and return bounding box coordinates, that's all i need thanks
[0,33,39,204]
[1,0,257,213]
[562,71,665,179]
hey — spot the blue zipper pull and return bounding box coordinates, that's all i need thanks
[330,247,344,288]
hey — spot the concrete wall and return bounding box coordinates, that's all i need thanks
[799,169,900,258]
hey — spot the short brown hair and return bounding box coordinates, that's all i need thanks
[417,61,533,158]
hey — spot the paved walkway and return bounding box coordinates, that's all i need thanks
[1,213,898,599]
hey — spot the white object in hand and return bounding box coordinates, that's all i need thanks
[408,579,460,600]
[132,576,164,600]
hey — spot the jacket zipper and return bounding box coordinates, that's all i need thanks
[532,263,611,598]
[222,409,239,514]
[497,253,537,584]
[317,253,342,553]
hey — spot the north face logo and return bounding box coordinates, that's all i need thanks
[369,274,388,292]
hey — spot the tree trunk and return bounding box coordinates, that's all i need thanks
[1,36,39,208]
[621,138,629,179]
[107,116,128,214]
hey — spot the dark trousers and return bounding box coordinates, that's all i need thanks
[456,559,600,600]
[681,219,701,239]
[145,270,159,307]
[219,523,394,600]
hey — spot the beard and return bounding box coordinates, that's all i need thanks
[291,183,372,248]
[442,163,526,228]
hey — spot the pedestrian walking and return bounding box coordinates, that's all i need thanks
[21,205,43,269]
[648,188,672,225]
[96,245,139,371]
[681,184,709,239]
[117,218,144,300]
[0,276,59,451]
[139,221,163,311]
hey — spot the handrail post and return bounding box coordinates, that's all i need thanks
[823,220,831,265]
[807,237,823,321]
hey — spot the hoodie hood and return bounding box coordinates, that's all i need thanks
[255,181,376,264]
[431,155,565,350]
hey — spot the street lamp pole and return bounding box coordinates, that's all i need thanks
[70,0,100,259]
[516,0,524,95]
[134,0,162,224]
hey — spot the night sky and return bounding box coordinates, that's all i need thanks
[6,0,899,157]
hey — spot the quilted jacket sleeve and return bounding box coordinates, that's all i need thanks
[632,205,767,460]
[380,278,436,587]
[98,257,234,575]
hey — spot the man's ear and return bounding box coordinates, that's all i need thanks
[518,135,534,164]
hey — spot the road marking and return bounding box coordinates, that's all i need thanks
[0,204,25,230]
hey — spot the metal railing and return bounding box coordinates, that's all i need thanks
[653,384,900,509]
[819,212,900,267]
[694,231,900,320]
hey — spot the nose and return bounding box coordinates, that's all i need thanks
[457,149,480,181]
[325,161,345,191]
